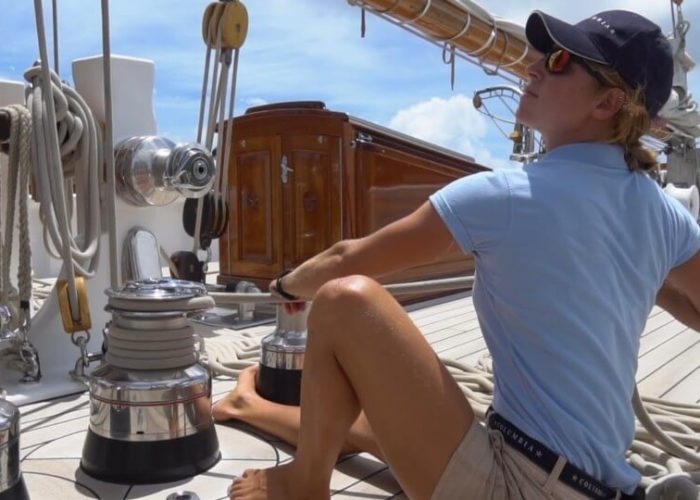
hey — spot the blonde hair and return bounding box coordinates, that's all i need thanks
[588,63,658,172]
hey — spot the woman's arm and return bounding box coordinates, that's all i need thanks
[275,201,458,301]
[656,250,700,332]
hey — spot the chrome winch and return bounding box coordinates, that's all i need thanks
[256,306,309,406]
[0,400,29,500]
[80,279,220,484]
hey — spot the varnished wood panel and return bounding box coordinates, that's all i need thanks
[226,136,283,277]
[282,134,341,267]
[218,103,488,292]
[354,136,476,285]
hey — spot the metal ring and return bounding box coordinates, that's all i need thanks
[406,0,432,23]
[436,11,471,42]
[70,329,91,347]
[480,29,510,76]
[499,41,530,69]
[468,21,498,57]
[442,42,455,64]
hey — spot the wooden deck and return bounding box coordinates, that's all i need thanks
[14,292,700,499]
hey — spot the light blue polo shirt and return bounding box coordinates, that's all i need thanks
[430,143,700,492]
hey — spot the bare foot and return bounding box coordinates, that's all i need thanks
[228,465,330,500]
[212,365,380,460]
[213,365,260,422]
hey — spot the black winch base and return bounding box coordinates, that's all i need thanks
[257,364,302,406]
[0,477,29,500]
[80,426,220,484]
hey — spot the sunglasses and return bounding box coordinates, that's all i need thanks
[544,48,609,87]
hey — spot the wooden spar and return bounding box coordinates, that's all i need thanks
[356,0,674,145]
[354,0,538,79]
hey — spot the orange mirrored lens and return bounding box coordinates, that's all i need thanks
[546,49,571,73]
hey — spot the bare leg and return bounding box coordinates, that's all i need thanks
[229,276,473,500]
[212,365,385,460]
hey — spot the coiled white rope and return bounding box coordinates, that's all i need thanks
[0,105,40,377]
[23,65,102,321]
[106,322,197,371]
[0,105,33,331]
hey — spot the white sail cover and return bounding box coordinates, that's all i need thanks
[660,38,700,139]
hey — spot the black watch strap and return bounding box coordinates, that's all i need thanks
[275,269,299,301]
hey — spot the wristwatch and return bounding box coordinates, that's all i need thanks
[274,269,299,301]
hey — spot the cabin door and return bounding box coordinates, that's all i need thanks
[225,133,341,279]
[227,135,284,277]
[281,134,342,269]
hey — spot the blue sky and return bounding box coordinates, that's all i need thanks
[1,0,698,169]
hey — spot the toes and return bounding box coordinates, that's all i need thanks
[242,468,258,479]
[227,470,264,499]
[226,476,240,497]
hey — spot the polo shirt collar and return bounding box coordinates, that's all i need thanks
[543,143,628,170]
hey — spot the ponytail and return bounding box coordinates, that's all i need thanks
[589,65,659,172]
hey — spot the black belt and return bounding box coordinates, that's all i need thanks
[486,411,645,500]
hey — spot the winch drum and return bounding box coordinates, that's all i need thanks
[80,279,220,484]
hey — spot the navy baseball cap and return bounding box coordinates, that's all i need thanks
[525,10,673,117]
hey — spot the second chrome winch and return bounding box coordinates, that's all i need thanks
[80,279,220,484]
[257,306,309,406]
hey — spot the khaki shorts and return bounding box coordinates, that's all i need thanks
[431,418,590,500]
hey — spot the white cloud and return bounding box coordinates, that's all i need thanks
[388,94,516,169]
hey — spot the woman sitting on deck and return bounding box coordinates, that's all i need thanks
[216,9,700,500]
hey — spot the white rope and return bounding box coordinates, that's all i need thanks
[106,323,197,370]
[192,2,245,254]
[219,47,240,195]
[0,105,33,331]
[29,0,102,324]
[100,0,119,288]
[24,67,102,294]
[193,18,225,254]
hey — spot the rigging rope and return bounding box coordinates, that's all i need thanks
[0,104,41,379]
[0,105,33,331]
[192,1,247,255]
[23,65,102,320]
